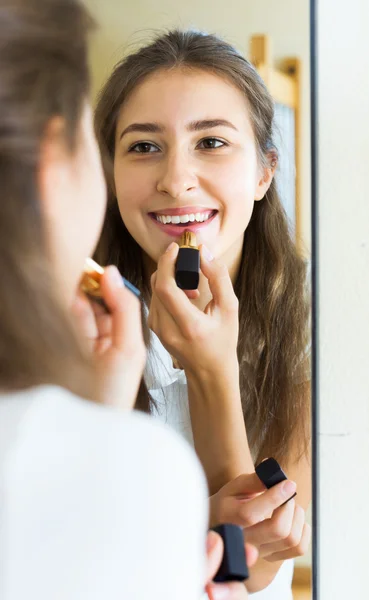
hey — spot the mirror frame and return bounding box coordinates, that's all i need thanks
[310,0,318,598]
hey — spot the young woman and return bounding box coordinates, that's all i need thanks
[0,5,261,599]
[94,30,311,598]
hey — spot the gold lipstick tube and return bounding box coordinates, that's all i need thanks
[80,258,140,304]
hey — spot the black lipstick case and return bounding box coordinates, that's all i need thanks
[175,231,200,290]
[255,457,296,504]
[211,524,249,583]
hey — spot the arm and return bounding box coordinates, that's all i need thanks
[149,243,254,494]
[187,366,253,495]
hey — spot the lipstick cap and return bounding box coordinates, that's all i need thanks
[255,457,296,503]
[211,524,249,583]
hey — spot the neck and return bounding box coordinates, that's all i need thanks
[143,234,244,311]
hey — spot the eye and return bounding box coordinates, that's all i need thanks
[128,142,160,154]
[197,137,227,150]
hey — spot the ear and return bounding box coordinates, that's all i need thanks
[254,151,278,201]
[38,116,69,217]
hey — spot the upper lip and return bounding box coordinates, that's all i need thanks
[150,206,218,216]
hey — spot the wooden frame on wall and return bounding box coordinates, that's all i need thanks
[250,34,303,252]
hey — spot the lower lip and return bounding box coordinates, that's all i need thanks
[148,211,218,237]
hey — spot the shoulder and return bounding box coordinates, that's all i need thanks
[1,386,208,600]
[3,385,207,504]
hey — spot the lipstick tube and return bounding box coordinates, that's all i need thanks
[175,232,200,290]
[80,258,140,305]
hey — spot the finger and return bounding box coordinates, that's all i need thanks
[225,472,267,498]
[206,581,247,600]
[100,266,143,352]
[219,480,296,527]
[199,245,238,313]
[245,499,296,547]
[245,542,259,568]
[92,307,113,340]
[148,284,181,341]
[263,522,312,562]
[155,242,202,329]
[71,294,98,350]
[205,531,224,584]
[258,503,305,556]
[94,336,112,355]
[183,289,200,300]
[205,540,256,599]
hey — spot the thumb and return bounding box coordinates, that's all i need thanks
[205,531,224,584]
[245,542,259,568]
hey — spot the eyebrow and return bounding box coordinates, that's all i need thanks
[119,118,238,140]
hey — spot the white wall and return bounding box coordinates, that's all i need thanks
[317,0,369,597]
[86,0,311,252]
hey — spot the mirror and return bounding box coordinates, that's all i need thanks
[87,1,313,597]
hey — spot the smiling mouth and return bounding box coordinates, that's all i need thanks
[149,209,218,226]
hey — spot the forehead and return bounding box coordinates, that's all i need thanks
[116,67,253,133]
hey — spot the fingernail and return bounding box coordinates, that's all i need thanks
[282,480,296,497]
[165,242,177,253]
[109,266,124,288]
[208,584,231,600]
[202,245,214,261]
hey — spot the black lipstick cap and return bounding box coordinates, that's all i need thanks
[255,457,296,503]
[211,524,249,583]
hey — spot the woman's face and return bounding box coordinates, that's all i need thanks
[114,68,273,265]
[40,103,107,302]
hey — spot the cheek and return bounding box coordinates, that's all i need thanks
[114,161,151,218]
[212,156,259,220]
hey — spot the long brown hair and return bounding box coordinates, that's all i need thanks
[94,30,310,463]
[0,0,96,398]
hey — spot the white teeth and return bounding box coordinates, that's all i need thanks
[155,211,214,224]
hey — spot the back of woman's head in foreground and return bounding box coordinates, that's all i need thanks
[0,0,100,397]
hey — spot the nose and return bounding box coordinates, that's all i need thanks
[156,149,198,199]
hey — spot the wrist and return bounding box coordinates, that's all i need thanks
[185,354,240,390]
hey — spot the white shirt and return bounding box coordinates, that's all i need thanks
[145,331,294,599]
[0,385,208,600]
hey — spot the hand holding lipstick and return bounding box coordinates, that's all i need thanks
[72,264,145,409]
[205,530,258,600]
[149,240,253,489]
[149,241,239,376]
